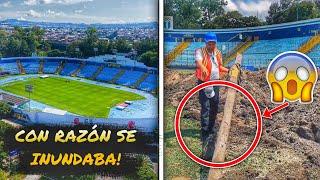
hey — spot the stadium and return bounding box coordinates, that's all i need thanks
[0,55,158,131]
[164,17,320,179]
[164,18,320,69]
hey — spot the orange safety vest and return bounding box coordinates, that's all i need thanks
[195,47,223,82]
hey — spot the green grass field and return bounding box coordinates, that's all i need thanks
[0,77,144,117]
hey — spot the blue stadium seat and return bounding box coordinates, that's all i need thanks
[96,67,120,82]
[138,74,157,91]
[77,64,99,78]
[169,41,240,67]
[168,36,314,69]
[242,36,311,68]
[43,60,60,74]
[164,42,178,55]
[21,60,40,74]
[0,61,19,74]
[307,44,320,67]
[116,70,144,86]
[60,62,80,76]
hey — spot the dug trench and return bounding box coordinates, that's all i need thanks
[164,68,320,179]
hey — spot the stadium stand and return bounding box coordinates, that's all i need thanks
[55,60,66,74]
[43,60,60,74]
[0,60,19,74]
[17,60,25,74]
[95,67,121,82]
[0,57,158,92]
[241,36,311,68]
[77,63,100,78]
[60,62,80,76]
[21,59,40,74]
[132,73,149,88]
[308,44,320,67]
[165,18,320,69]
[72,61,86,76]
[164,42,178,54]
[138,74,157,91]
[110,69,126,83]
[165,41,190,65]
[298,34,320,54]
[0,92,29,106]
[91,64,105,80]
[116,70,144,86]
[38,59,44,73]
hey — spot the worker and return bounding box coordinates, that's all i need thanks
[195,32,229,179]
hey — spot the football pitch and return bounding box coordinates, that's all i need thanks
[0,77,145,117]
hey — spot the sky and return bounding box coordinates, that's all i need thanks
[0,0,158,24]
[226,0,279,19]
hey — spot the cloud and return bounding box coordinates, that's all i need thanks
[0,1,12,8]
[238,0,272,14]
[24,0,37,6]
[45,9,66,17]
[74,9,84,14]
[18,16,27,21]
[226,0,278,18]
[24,0,93,6]
[226,0,238,11]
[26,10,42,18]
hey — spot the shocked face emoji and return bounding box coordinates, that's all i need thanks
[267,51,318,104]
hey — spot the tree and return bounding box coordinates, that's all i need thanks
[86,27,98,43]
[266,2,286,24]
[0,102,12,119]
[47,49,66,57]
[66,41,82,58]
[200,0,227,24]
[287,1,318,22]
[114,39,132,53]
[266,0,320,24]
[213,11,244,28]
[164,0,202,29]
[0,30,8,56]
[139,51,158,67]
[134,39,158,56]
[80,27,99,57]
[0,26,48,57]
[242,16,265,27]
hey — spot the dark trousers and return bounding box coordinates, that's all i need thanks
[198,80,219,179]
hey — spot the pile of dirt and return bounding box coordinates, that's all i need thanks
[165,68,320,179]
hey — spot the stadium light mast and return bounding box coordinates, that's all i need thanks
[296,0,301,21]
[75,47,80,58]
[94,47,98,56]
[132,49,137,70]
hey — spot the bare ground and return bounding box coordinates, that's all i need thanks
[164,68,320,179]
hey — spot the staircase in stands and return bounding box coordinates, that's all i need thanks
[132,73,149,88]
[298,34,320,54]
[55,60,65,74]
[223,36,258,66]
[72,61,86,77]
[165,41,191,66]
[16,60,25,74]
[91,64,105,80]
[38,59,44,74]
[110,69,126,84]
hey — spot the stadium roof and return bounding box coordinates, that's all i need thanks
[43,107,67,115]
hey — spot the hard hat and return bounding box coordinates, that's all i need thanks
[204,86,215,98]
[205,32,218,43]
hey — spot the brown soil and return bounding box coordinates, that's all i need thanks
[165,68,320,179]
